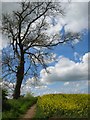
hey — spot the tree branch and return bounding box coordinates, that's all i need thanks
[22,2,51,41]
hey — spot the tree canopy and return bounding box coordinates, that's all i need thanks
[2,1,80,99]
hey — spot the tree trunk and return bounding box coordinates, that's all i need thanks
[13,49,24,99]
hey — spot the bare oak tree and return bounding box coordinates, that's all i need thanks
[2,2,80,99]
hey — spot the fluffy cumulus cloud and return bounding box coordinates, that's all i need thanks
[64,2,88,33]
[40,52,89,84]
[2,52,89,96]
[20,77,48,95]
[53,2,88,34]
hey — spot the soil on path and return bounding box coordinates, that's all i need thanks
[20,104,36,119]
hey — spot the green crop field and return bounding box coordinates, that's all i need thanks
[35,94,89,119]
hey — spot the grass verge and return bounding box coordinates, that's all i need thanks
[2,95,37,120]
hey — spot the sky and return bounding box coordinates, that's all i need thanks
[0,0,89,96]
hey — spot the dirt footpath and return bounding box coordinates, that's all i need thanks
[20,104,36,119]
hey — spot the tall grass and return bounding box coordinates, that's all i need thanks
[2,93,37,120]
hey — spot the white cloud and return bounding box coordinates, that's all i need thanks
[74,52,82,61]
[64,82,69,85]
[63,80,88,93]
[34,80,88,95]
[40,52,89,83]
[64,2,88,33]
[21,77,47,92]
[2,81,15,89]
[72,39,80,45]
[35,85,47,89]
[45,2,88,37]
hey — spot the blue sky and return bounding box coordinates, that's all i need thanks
[23,31,88,96]
[1,1,89,96]
[21,27,89,96]
[54,30,88,60]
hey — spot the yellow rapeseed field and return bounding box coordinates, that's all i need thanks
[36,94,88,119]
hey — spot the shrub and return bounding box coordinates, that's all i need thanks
[24,92,34,98]
[2,89,11,112]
